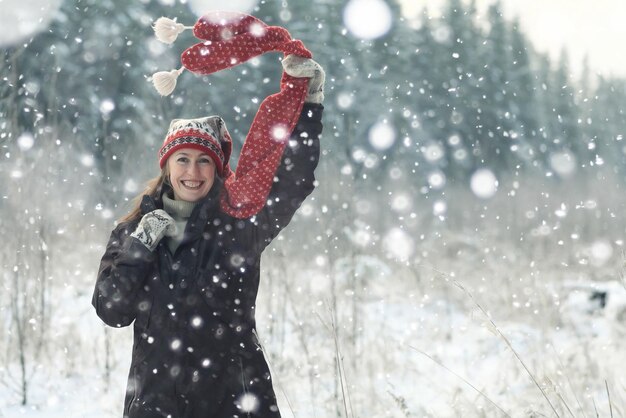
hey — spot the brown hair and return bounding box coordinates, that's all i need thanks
[118,165,170,224]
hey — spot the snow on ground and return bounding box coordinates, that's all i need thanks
[0,287,129,417]
[1,245,625,417]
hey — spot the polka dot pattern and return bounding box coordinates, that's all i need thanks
[178,12,311,219]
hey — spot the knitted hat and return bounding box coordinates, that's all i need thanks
[159,116,232,177]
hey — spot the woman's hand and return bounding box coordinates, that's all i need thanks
[281,55,325,104]
[130,209,177,251]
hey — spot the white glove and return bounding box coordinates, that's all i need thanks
[281,55,325,104]
[130,209,177,252]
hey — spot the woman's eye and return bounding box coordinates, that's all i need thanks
[199,158,212,165]
[177,157,189,163]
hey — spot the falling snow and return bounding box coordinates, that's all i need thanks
[343,0,393,40]
[2,0,626,416]
[470,169,498,199]
[17,133,34,151]
[368,120,396,150]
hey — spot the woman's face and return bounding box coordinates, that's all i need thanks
[167,148,216,202]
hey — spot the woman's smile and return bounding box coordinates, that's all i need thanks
[181,180,203,189]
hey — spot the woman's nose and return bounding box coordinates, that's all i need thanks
[186,162,200,176]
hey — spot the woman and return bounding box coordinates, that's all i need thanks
[92,14,325,417]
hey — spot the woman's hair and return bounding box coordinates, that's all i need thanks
[118,165,169,224]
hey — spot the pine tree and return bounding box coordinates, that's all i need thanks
[439,0,484,177]
[479,1,514,173]
[508,17,541,170]
[552,50,586,173]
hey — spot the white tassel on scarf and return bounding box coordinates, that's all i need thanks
[152,67,185,96]
[153,17,192,44]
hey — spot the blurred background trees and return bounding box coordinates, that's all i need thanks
[2,0,626,414]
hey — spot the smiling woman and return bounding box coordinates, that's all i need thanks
[91,11,325,418]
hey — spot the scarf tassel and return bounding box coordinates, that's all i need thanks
[151,67,185,96]
[153,17,193,44]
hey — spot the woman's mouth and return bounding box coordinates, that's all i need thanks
[181,180,203,190]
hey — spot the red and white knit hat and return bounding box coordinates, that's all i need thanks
[158,116,232,177]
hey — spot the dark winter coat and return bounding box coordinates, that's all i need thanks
[92,103,323,418]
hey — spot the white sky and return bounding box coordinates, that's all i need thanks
[401,0,626,78]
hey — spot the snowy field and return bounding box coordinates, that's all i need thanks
[2,276,625,417]
[2,186,626,418]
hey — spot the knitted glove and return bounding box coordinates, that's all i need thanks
[281,55,325,104]
[130,209,177,252]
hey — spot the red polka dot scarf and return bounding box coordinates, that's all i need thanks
[158,11,312,219]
